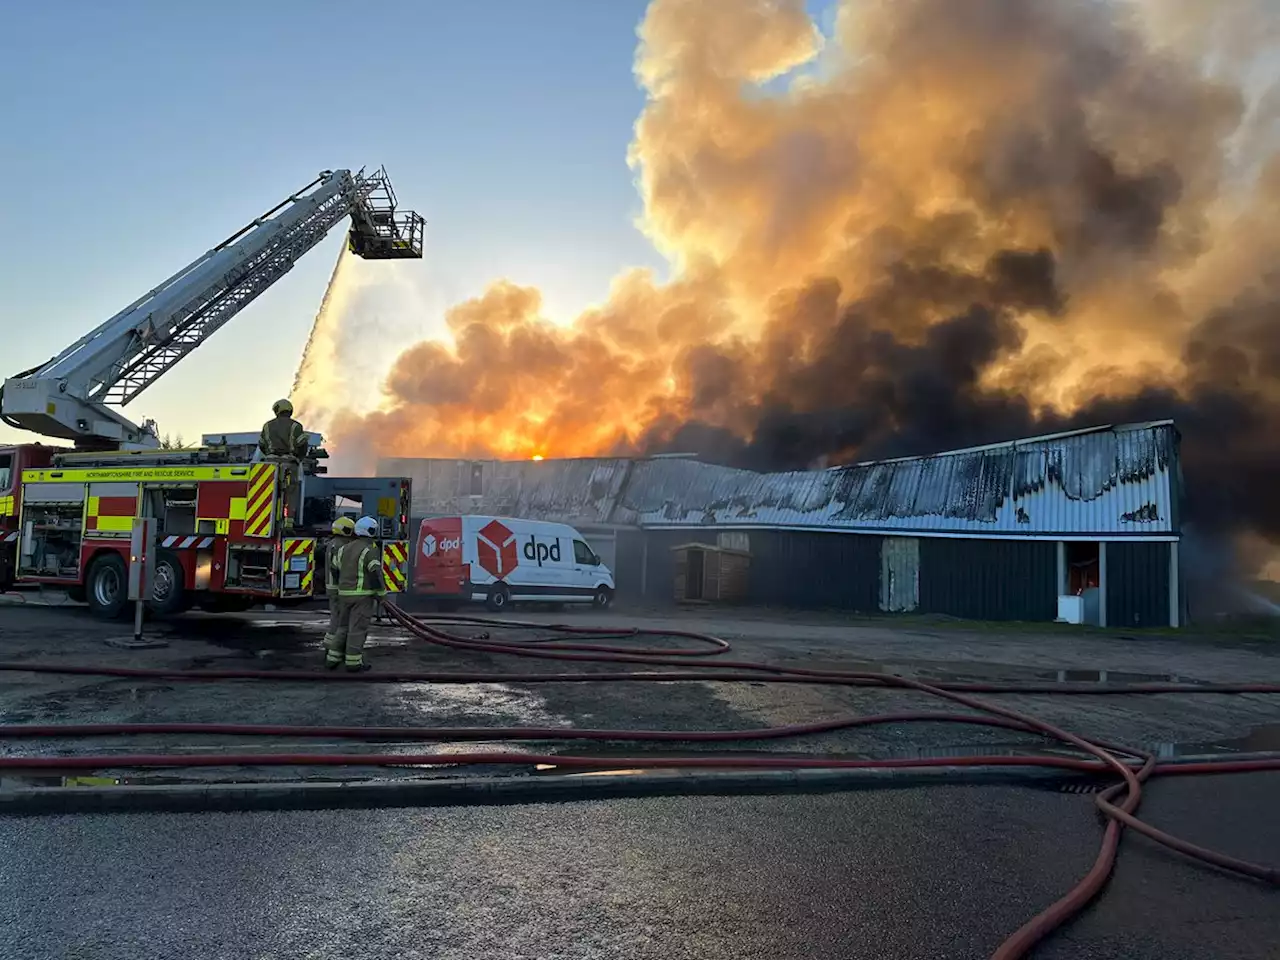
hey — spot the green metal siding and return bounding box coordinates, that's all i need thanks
[1106,541,1171,628]
[745,531,881,612]
[918,538,1058,621]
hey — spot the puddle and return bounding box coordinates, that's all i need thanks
[387,681,567,727]
[1030,668,1204,685]
[1153,722,1280,757]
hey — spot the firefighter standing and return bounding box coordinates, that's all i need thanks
[260,399,308,530]
[259,399,310,459]
[321,516,356,668]
[326,516,386,672]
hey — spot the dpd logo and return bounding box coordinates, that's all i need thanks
[523,535,561,566]
[476,519,518,578]
[421,533,461,558]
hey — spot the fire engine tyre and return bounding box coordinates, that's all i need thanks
[147,550,188,617]
[86,553,129,620]
[485,583,511,613]
[592,585,614,610]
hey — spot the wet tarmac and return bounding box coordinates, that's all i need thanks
[2,603,1278,788]
[2,777,1278,959]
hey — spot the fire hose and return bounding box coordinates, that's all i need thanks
[0,607,1278,959]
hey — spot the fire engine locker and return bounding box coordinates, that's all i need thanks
[17,482,85,579]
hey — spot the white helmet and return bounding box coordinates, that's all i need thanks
[354,516,379,538]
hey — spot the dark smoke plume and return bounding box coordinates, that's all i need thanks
[325,0,1280,559]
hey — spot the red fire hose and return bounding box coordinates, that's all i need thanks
[0,606,1277,959]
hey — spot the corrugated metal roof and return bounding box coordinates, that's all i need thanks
[381,456,633,527]
[380,421,1181,538]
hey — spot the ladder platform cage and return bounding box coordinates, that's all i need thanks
[349,167,425,260]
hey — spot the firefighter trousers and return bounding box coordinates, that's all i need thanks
[322,589,342,649]
[326,595,378,666]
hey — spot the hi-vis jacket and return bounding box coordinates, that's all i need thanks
[337,539,386,597]
[325,536,352,595]
[259,414,309,458]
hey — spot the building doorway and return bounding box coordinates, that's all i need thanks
[1066,541,1100,595]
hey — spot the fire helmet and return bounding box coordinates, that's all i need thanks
[331,516,356,536]
[272,399,294,416]
[354,516,379,538]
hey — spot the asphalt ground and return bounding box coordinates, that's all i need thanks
[1,598,1277,958]
[1,776,1277,960]
[1,599,1278,783]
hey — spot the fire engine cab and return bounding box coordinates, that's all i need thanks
[0,166,425,616]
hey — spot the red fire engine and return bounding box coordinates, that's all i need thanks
[5,438,411,617]
[0,166,424,615]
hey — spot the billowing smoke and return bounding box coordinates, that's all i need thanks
[322,0,1280,552]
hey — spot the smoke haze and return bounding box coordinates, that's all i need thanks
[314,0,1280,551]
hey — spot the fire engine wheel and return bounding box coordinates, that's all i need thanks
[592,585,614,610]
[147,550,187,617]
[86,553,129,620]
[485,583,511,613]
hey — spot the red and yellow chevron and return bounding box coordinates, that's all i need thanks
[382,540,408,593]
[243,463,277,538]
[282,537,316,595]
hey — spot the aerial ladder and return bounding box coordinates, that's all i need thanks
[1,167,424,448]
[0,167,423,605]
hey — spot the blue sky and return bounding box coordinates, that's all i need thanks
[0,0,687,445]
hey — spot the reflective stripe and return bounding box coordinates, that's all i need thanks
[282,538,316,593]
[243,463,276,538]
[381,541,408,593]
[326,539,348,591]
[161,535,217,549]
[338,543,384,596]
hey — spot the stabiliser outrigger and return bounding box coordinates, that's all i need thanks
[0,168,422,614]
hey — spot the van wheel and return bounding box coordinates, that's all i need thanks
[86,553,129,620]
[148,550,188,617]
[592,586,613,610]
[485,583,511,613]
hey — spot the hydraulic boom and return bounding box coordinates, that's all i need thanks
[1,167,423,448]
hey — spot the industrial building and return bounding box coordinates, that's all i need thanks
[382,420,1185,627]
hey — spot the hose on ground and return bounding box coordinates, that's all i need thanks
[1,606,1277,959]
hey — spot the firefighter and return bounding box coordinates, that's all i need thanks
[327,515,386,672]
[260,399,308,529]
[321,516,356,669]
[259,399,309,459]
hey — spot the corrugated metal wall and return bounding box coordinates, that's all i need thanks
[634,529,717,604]
[613,528,647,604]
[746,531,882,611]
[1106,541,1171,628]
[917,538,1058,621]
[630,529,883,610]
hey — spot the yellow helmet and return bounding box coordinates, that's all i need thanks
[272,398,294,416]
[331,516,356,536]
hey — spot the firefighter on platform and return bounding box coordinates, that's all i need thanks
[259,399,309,459]
[325,515,386,672]
[321,516,356,667]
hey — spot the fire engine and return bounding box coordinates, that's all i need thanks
[0,168,423,616]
